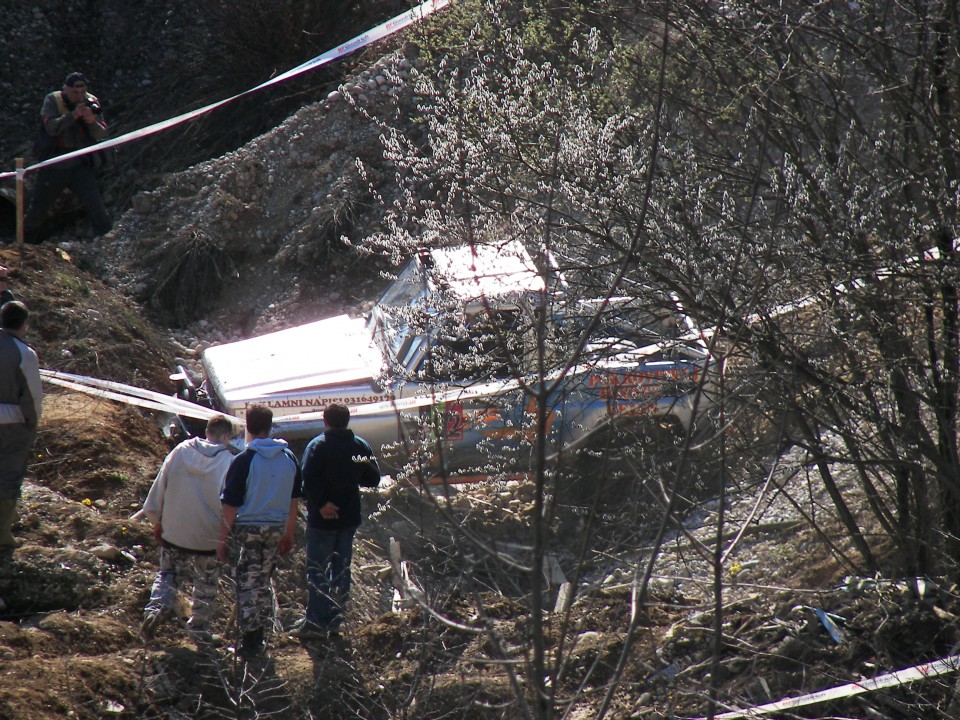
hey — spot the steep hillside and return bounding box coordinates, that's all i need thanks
[80,45,420,372]
[2,8,960,720]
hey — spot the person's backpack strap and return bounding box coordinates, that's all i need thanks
[33,92,71,161]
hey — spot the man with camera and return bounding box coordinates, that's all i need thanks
[22,71,112,243]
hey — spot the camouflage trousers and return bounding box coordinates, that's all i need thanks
[145,545,221,627]
[230,525,284,634]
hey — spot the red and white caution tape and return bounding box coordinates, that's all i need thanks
[0,0,449,182]
[696,653,960,719]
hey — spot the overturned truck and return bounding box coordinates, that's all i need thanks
[180,242,715,479]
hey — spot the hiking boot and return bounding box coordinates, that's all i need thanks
[327,629,349,651]
[290,619,326,641]
[238,628,265,659]
[140,610,163,642]
[0,499,19,549]
[140,608,171,641]
[186,621,217,651]
[0,539,19,553]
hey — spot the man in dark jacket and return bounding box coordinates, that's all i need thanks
[0,299,42,549]
[293,403,380,640]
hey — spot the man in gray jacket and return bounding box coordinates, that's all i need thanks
[140,415,237,645]
[0,299,42,550]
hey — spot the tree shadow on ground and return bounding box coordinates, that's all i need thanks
[300,637,385,719]
[139,644,294,719]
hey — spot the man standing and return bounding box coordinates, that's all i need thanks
[0,300,42,549]
[23,71,112,243]
[218,405,301,659]
[139,415,237,645]
[293,403,380,641]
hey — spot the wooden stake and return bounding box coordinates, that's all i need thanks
[15,158,24,267]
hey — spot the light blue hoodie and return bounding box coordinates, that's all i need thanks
[221,437,302,526]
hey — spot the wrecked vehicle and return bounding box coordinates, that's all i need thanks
[181,242,714,478]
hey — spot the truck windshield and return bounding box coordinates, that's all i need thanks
[368,259,427,368]
[377,259,424,309]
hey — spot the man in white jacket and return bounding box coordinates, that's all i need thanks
[140,415,237,644]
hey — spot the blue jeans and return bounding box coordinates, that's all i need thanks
[305,526,356,630]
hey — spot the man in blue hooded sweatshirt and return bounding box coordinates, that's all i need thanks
[218,404,301,659]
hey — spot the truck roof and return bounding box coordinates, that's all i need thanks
[427,242,545,300]
[201,314,379,409]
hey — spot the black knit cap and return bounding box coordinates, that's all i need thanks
[64,72,88,87]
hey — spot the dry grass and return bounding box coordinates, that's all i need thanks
[148,228,236,325]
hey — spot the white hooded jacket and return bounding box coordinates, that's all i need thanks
[142,437,236,552]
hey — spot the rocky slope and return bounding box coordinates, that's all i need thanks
[94,46,421,368]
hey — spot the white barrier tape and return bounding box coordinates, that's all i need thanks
[31,338,691,432]
[37,342,688,431]
[267,0,449,85]
[695,653,960,719]
[43,374,212,419]
[40,368,224,417]
[40,368,226,422]
[1,0,450,179]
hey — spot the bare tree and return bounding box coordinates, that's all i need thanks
[346,0,960,717]
[616,3,960,716]
[639,0,960,578]
[350,3,736,718]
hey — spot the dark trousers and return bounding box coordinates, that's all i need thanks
[0,423,34,547]
[305,525,356,630]
[24,162,112,237]
[0,423,35,499]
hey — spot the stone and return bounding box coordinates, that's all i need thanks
[130,193,153,214]
[90,544,122,561]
